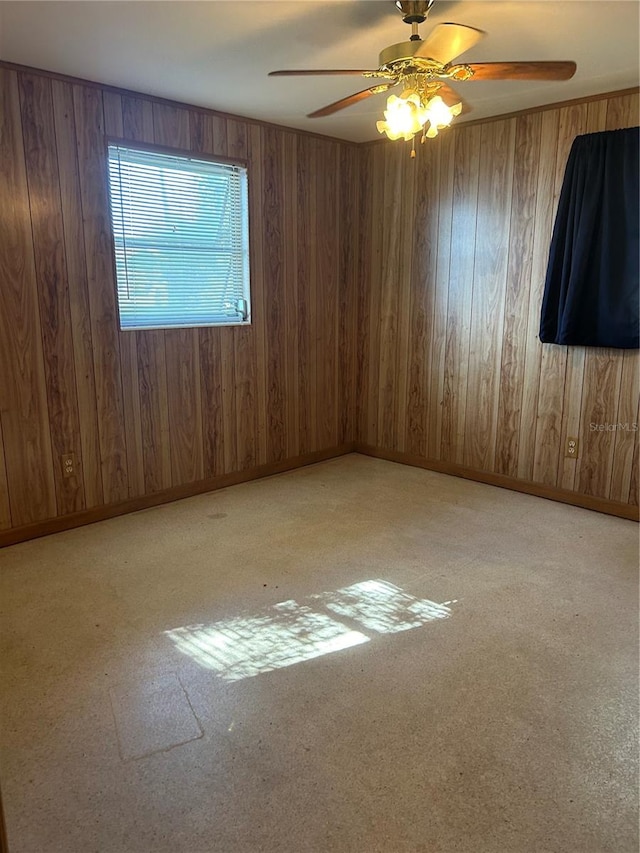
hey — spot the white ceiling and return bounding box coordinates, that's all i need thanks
[0,1,638,143]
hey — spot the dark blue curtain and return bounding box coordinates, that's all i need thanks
[539,126,639,348]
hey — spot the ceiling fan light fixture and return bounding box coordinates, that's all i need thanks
[376,88,429,141]
[270,7,576,153]
[422,94,462,136]
[377,87,462,146]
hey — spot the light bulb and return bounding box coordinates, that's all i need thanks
[377,89,429,141]
[422,95,462,137]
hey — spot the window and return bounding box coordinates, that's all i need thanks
[107,143,250,330]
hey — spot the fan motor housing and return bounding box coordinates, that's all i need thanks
[379,39,433,68]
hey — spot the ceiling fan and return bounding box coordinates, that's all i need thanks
[269,0,576,146]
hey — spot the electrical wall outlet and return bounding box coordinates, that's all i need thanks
[61,453,76,478]
[565,437,579,459]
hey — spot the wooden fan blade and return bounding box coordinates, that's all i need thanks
[414,23,485,64]
[437,83,472,115]
[269,69,384,77]
[307,83,396,118]
[460,61,577,81]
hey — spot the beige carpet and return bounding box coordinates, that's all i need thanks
[0,454,638,852]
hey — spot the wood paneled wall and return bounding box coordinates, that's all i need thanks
[356,91,639,506]
[0,66,358,532]
[1,62,637,538]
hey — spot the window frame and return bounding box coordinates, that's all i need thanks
[105,136,252,332]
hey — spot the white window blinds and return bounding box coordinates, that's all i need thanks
[107,144,250,330]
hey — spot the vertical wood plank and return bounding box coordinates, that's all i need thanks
[189,110,207,153]
[122,95,154,141]
[355,145,373,445]
[296,133,313,454]
[227,118,246,160]
[103,92,146,498]
[578,349,624,497]
[394,147,416,452]
[199,330,225,477]
[249,124,268,464]
[190,110,228,157]
[73,83,129,503]
[338,144,359,445]
[609,351,639,502]
[557,345,586,490]
[441,123,481,464]
[366,143,385,446]
[464,118,515,471]
[284,131,300,457]
[376,145,402,449]
[233,320,257,471]
[428,132,454,461]
[405,172,429,457]
[296,134,318,455]
[496,112,541,477]
[102,91,123,137]
[19,72,86,515]
[136,332,172,492]
[604,92,639,130]
[262,126,286,463]
[0,68,57,525]
[152,102,190,149]
[330,140,342,448]
[118,329,145,497]
[532,344,566,483]
[517,108,559,481]
[228,118,257,471]
[165,330,204,484]
[51,79,104,507]
[212,115,228,155]
[317,140,339,449]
